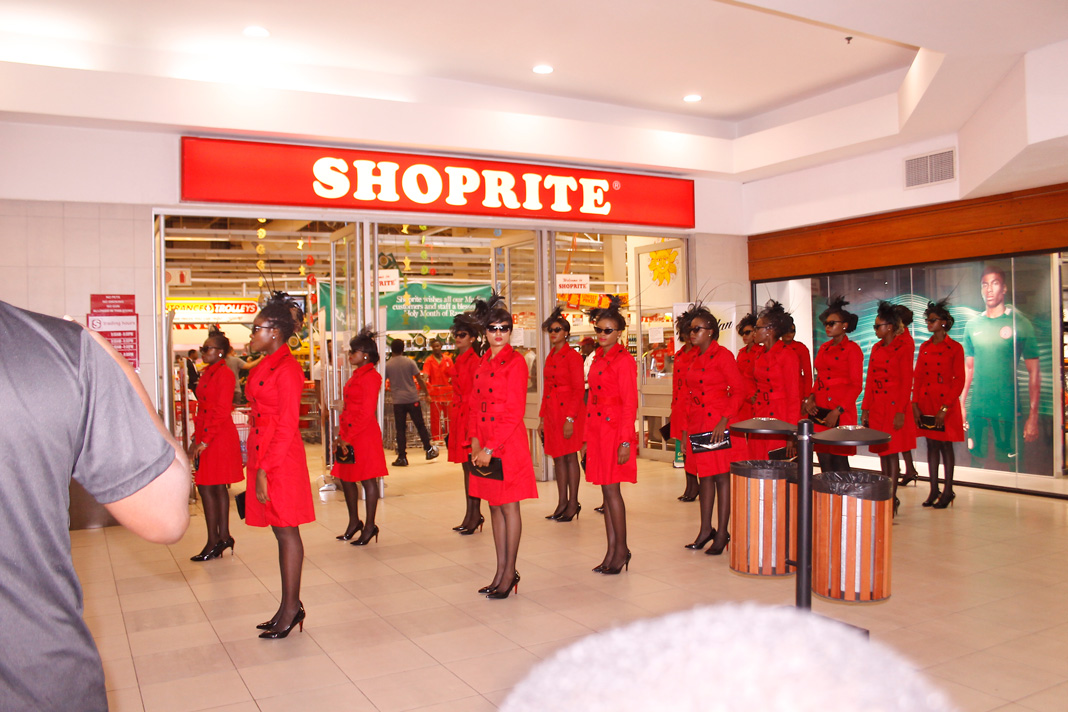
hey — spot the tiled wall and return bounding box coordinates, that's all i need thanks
[0,199,160,403]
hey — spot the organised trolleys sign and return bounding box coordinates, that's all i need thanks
[167,298,260,324]
[181,137,695,229]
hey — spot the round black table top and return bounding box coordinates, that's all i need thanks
[730,417,797,435]
[811,425,891,446]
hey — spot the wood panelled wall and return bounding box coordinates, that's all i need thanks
[748,182,1068,282]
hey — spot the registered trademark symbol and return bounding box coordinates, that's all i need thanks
[612,181,621,190]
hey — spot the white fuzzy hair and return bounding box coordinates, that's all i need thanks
[501,603,957,712]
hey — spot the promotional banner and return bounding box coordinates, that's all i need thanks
[181,137,695,229]
[810,254,1056,476]
[382,284,493,331]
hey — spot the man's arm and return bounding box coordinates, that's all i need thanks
[1024,357,1040,442]
[86,330,190,544]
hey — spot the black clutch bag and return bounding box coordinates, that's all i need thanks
[464,458,504,480]
[235,491,246,520]
[811,406,833,426]
[689,430,731,453]
[659,420,672,441]
[918,415,946,432]
[334,443,355,464]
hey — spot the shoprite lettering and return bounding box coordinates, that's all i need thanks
[312,158,611,216]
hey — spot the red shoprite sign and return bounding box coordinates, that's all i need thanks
[181,137,695,229]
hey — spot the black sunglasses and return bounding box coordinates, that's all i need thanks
[454,331,470,338]
[546,327,566,334]
[487,324,512,333]
[593,327,618,335]
[740,329,753,336]
[824,320,844,326]
[689,326,711,333]
[874,322,891,330]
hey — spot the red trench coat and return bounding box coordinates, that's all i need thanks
[682,342,749,476]
[785,339,813,418]
[192,360,243,486]
[912,336,965,442]
[540,344,586,457]
[466,345,538,505]
[245,347,315,527]
[811,335,864,455]
[447,347,480,463]
[749,341,800,459]
[332,364,389,482]
[584,343,638,485]
[862,337,917,456]
[736,343,764,421]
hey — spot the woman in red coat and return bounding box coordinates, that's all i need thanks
[331,328,388,546]
[680,305,749,556]
[803,297,863,473]
[468,294,537,599]
[861,301,917,517]
[585,296,638,575]
[539,307,586,522]
[187,328,244,562]
[893,304,921,486]
[448,311,485,534]
[671,308,698,502]
[735,313,763,423]
[749,300,800,458]
[245,293,314,638]
[912,299,965,509]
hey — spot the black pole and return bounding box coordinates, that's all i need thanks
[795,418,813,610]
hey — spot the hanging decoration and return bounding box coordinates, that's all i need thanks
[305,256,315,266]
[647,247,679,286]
[256,259,266,271]
[257,227,266,239]
[255,243,266,255]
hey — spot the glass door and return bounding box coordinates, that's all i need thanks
[633,238,689,461]
[492,230,549,479]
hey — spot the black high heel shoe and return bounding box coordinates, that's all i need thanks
[452,524,466,531]
[899,471,918,487]
[486,571,520,599]
[459,516,484,535]
[678,494,697,503]
[922,489,941,507]
[257,601,301,630]
[893,497,901,518]
[213,537,235,557]
[685,529,716,550]
[594,505,605,514]
[705,533,730,556]
[477,583,497,594]
[337,522,363,541]
[258,605,305,639]
[545,508,566,520]
[601,552,631,575]
[932,491,955,509]
[350,525,380,546]
[190,543,218,562]
[556,504,581,522]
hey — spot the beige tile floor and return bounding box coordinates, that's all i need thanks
[75,452,1068,712]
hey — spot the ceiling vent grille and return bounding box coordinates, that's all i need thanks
[905,149,956,189]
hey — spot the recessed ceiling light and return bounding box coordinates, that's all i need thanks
[683,94,702,103]
[243,25,270,38]
[533,64,553,75]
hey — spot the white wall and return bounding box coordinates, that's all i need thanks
[0,199,159,402]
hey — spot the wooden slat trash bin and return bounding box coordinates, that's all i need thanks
[812,471,892,602]
[729,460,798,576]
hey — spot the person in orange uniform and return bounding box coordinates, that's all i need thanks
[749,301,800,458]
[468,294,537,599]
[735,313,763,423]
[422,338,454,441]
[245,293,315,639]
[585,296,638,575]
[539,307,586,522]
[803,297,863,473]
[782,320,812,420]
[680,305,749,556]
[331,328,388,546]
[671,307,699,502]
[187,328,244,562]
[447,311,484,534]
[861,301,917,517]
[912,299,965,509]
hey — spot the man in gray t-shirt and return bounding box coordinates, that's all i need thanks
[0,301,189,711]
[384,339,438,466]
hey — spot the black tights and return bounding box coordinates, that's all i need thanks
[487,502,522,591]
[458,467,483,529]
[694,473,730,549]
[550,453,581,517]
[599,484,629,569]
[195,484,232,554]
[879,454,900,513]
[926,439,955,496]
[340,479,379,539]
[265,526,304,631]
[682,472,698,498]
